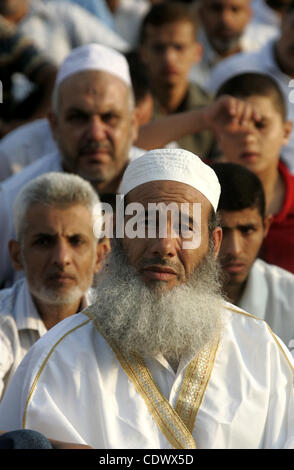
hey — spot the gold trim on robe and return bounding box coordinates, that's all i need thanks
[87,310,219,449]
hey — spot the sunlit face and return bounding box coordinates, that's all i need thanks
[49,71,137,192]
[12,203,101,306]
[218,207,269,287]
[199,0,251,54]
[216,95,292,175]
[120,180,222,292]
[140,21,201,88]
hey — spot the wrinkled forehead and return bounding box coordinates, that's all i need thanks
[57,70,129,104]
[125,180,212,212]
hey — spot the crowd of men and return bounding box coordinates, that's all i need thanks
[0,0,294,450]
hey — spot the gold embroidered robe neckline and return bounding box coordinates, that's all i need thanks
[85,310,219,449]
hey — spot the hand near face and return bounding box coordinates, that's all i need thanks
[204,95,261,138]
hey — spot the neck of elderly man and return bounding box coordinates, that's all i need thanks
[94,178,223,370]
[49,70,138,196]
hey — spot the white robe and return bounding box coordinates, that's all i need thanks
[0,302,294,449]
[237,259,294,350]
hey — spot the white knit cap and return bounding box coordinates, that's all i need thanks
[55,43,131,88]
[120,149,221,212]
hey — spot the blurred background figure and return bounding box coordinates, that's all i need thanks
[0,15,57,138]
[190,0,278,87]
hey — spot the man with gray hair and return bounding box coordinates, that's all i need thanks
[0,149,294,449]
[0,172,107,399]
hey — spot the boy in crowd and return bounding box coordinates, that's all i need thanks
[214,72,294,273]
[213,162,294,350]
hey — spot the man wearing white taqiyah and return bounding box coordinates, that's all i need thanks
[0,172,106,400]
[1,148,294,449]
[0,43,142,289]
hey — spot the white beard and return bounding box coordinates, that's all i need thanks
[91,239,224,362]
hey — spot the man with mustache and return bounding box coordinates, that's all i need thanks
[0,148,294,449]
[213,162,294,351]
[0,172,107,400]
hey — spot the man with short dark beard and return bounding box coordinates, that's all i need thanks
[0,149,294,449]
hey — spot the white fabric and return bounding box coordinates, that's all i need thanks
[119,148,221,212]
[0,303,294,448]
[112,0,150,48]
[251,0,281,28]
[237,259,294,353]
[17,0,129,66]
[0,278,47,400]
[189,22,278,88]
[0,119,56,182]
[0,278,93,400]
[56,43,131,88]
[206,39,294,173]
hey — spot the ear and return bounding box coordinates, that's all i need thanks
[263,215,272,239]
[211,226,223,259]
[8,239,24,271]
[282,121,292,147]
[93,237,111,274]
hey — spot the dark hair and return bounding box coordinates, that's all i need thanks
[139,2,197,44]
[216,72,287,121]
[211,162,266,219]
[125,50,152,105]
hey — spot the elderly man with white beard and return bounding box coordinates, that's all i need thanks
[0,148,294,449]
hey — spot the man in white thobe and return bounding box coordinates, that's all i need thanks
[0,148,293,449]
[0,172,106,399]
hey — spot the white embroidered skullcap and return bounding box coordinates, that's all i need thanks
[55,43,131,88]
[120,148,221,212]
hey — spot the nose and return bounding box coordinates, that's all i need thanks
[224,231,242,257]
[85,115,107,141]
[51,239,72,268]
[163,46,177,65]
[219,9,234,28]
[149,232,178,259]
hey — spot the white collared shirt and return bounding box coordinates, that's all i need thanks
[0,278,47,399]
[0,277,92,400]
[238,259,294,353]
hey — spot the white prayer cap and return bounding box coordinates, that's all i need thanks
[120,148,221,212]
[55,43,131,88]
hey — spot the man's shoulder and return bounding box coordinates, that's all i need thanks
[253,258,294,283]
[0,278,24,311]
[222,300,294,365]
[187,82,213,105]
[26,312,98,362]
[0,151,61,196]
